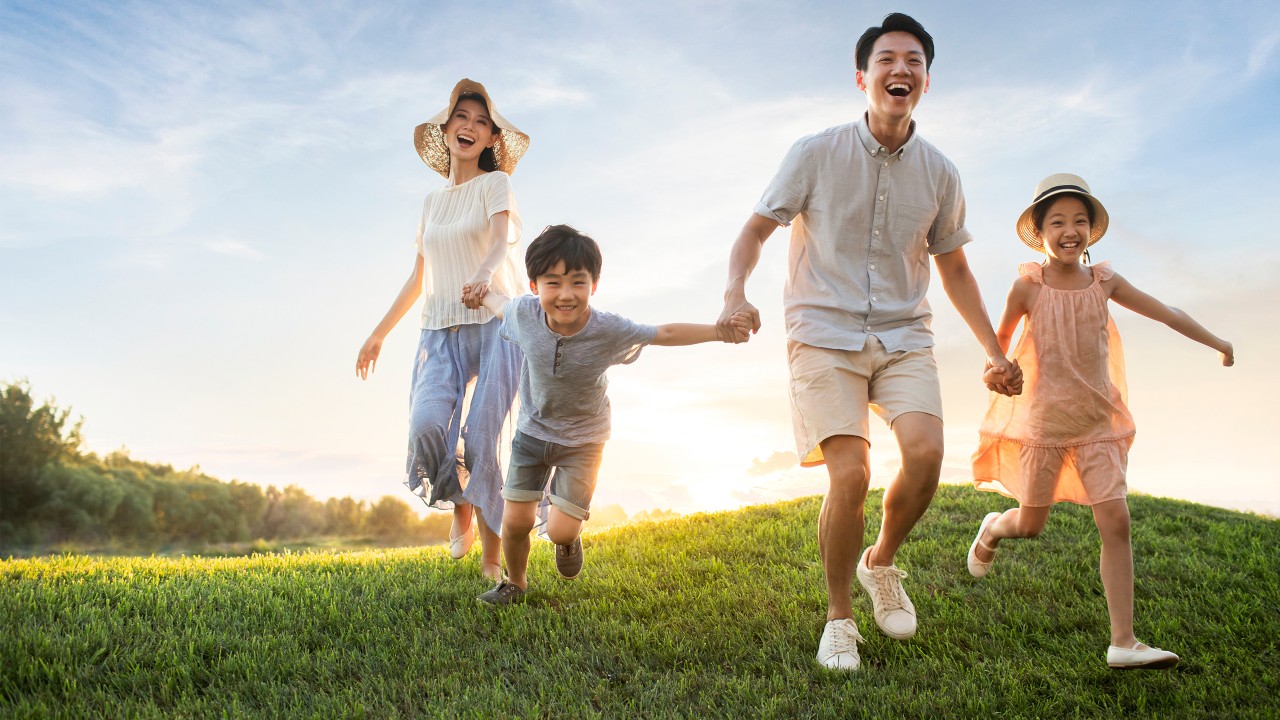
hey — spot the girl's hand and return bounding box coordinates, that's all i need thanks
[1220,341,1234,367]
[984,358,1022,396]
[356,335,383,380]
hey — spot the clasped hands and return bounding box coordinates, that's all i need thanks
[983,357,1023,396]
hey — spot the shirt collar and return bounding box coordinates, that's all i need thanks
[856,114,917,158]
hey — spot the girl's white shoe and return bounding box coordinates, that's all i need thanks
[967,512,1002,578]
[1107,642,1180,669]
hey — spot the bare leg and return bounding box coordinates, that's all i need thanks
[450,503,473,538]
[818,434,871,621]
[867,412,943,567]
[973,505,1051,563]
[475,507,503,580]
[545,507,584,546]
[1092,498,1139,648]
[500,500,538,590]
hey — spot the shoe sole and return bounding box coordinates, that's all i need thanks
[1109,658,1179,670]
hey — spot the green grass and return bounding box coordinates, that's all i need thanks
[3,486,1278,719]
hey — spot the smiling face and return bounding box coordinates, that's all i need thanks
[442,97,497,170]
[1035,195,1092,266]
[856,31,930,124]
[532,259,597,336]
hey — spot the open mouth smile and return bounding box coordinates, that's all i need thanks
[456,133,476,149]
[886,82,911,97]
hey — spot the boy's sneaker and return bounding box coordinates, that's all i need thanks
[555,536,583,579]
[856,546,917,640]
[816,618,865,671]
[477,581,525,606]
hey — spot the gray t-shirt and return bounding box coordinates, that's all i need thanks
[754,116,972,353]
[500,295,657,446]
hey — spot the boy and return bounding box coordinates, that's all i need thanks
[462,224,750,605]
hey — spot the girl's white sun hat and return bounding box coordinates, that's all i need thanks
[1015,173,1110,252]
[414,78,530,179]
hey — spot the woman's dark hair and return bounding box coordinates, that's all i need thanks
[525,224,603,282]
[855,13,935,71]
[1031,192,1096,231]
[453,91,501,172]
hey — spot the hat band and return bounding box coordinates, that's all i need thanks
[1033,184,1089,203]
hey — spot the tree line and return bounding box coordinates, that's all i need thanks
[0,381,450,553]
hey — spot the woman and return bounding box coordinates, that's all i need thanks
[357,78,529,580]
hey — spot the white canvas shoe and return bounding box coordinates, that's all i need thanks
[856,546,917,640]
[1107,643,1179,669]
[816,618,865,671]
[449,522,475,560]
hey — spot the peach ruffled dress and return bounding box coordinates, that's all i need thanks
[972,261,1135,507]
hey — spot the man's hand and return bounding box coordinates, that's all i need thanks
[984,357,1022,396]
[717,298,760,344]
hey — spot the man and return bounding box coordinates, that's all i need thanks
[716,13,1019,671]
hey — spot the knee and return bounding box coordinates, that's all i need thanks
[901,439,944,477]
[1018,517,1047,539]
[546,525,579,545]
[502,514,535,539]
[826,464,870,504]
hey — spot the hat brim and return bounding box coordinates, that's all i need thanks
[1015,187,1110,252]
[414,79,530,179]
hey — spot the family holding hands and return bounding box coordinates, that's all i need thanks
[356,13,1233,672]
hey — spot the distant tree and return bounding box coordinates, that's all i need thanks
[324,497,366,537]
[367,496,413,541]
[0,381,82,541]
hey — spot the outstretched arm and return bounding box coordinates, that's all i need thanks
[466,286,511,320]
[1108,273,1234,366]
[357,254,425,380]
[461,211,511,309]
[654,313,751,346]
[934,248,1022,394]
[717,213,779,342]
[981,277,1033,392]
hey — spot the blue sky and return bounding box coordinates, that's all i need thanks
[2,1,1277,517]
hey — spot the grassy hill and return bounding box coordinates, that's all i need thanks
[3,486,1278,719]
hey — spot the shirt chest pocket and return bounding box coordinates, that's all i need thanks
[890,203,936,254]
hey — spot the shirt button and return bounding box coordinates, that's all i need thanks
[871,296,878,302]
[883,161,889,167]
[869,264,876,270]
[878,195,884,201]
[874,229,880,236]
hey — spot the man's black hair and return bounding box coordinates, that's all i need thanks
[854,13,935,71]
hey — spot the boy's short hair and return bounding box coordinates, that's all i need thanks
[855,12,935,71]
[525,224,603,282]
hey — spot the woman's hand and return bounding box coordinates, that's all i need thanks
[461,271,493,309]
[356,334,384,380]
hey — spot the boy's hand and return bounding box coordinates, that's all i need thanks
[461,283,484,309]
[1220,340,1234,367]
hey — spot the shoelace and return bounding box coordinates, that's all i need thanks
[826,622,865,656]
[871,566,910,611]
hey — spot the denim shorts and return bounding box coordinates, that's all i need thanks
[502,430,605,520]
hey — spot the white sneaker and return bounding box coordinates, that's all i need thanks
[816,618,865,671]
[856,546,917,640]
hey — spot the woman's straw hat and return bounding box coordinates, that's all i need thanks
[414,78,530,179]
[1015,173,1110,251]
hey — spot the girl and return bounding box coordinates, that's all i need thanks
[966,173,1233,670]
[356,79,530,581]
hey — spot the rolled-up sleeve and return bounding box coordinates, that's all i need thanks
[927,164,973,256]
[753,138,812,227]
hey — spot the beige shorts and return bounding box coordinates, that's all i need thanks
[788,336,943,467]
